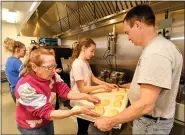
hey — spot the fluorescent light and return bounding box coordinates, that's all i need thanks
[6,11,18,23]
[29,2,38,12]
[2,8,18,23]
[170,37,184,41]
[2,9,8,20]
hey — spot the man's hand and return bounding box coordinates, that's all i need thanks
[94,117,114,132]
[119,83,131,89]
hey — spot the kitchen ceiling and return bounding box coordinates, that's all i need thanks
[2,1,41,35]
[2,1,34,23]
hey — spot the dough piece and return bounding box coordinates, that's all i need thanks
[95,103,103,107]
[115,95,124,100]
[107,109,119,117]
[102,99,110,106]
[95,106,104,115]
[113,100,122,107]
[118,88,126,93]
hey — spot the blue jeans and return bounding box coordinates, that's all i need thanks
[133,116,174,135]
[10,91,16,103]
[17,121,54,135]
[9,84,16,103]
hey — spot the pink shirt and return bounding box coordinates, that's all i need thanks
[14,73,70,129]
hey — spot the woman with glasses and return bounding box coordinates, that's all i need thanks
[14,45,100,135]
[4,37,26,102]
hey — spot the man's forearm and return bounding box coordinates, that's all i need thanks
[109,84,160,126]
[110,101,152,126]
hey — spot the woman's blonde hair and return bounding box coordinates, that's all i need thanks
[69,38,96,69]
[3,37,25,53]
[20,45,55,76]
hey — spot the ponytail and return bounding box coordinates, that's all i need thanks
[69,42,81,69]
[69,38,96,70]
[20,45,39,76]
[3,37,25,53]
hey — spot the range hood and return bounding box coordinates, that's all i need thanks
[18,1,185,38]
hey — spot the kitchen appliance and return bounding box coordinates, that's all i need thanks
[98,70,111,82]
[109,71,126,84]
[39,38,58,46]
[98,70,126,84]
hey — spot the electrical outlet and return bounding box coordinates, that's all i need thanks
[156,29,163,35]
[164,27,172,39]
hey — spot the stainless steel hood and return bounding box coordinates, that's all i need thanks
[19,1,89,37]
[18,1,185,38]
[18,1,148,37]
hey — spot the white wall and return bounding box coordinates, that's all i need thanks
[1,22,39,70]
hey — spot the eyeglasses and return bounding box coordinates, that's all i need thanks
[39,64,57,70]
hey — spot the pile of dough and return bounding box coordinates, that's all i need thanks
[101,99,110,106]
[113,100,122,107]
[95,105,104,115]
[107,109,119,117]
[115,95,124,100]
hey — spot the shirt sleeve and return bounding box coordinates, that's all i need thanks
[13,59,22,72]
[137,54,172,89]
[15,83,54,120]
[72,61,84,81]
[55,73,70,99]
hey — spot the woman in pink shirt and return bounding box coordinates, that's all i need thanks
[14,45,100,135]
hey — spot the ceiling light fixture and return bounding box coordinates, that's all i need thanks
[6,9,18,23]
[2,8,18,23]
